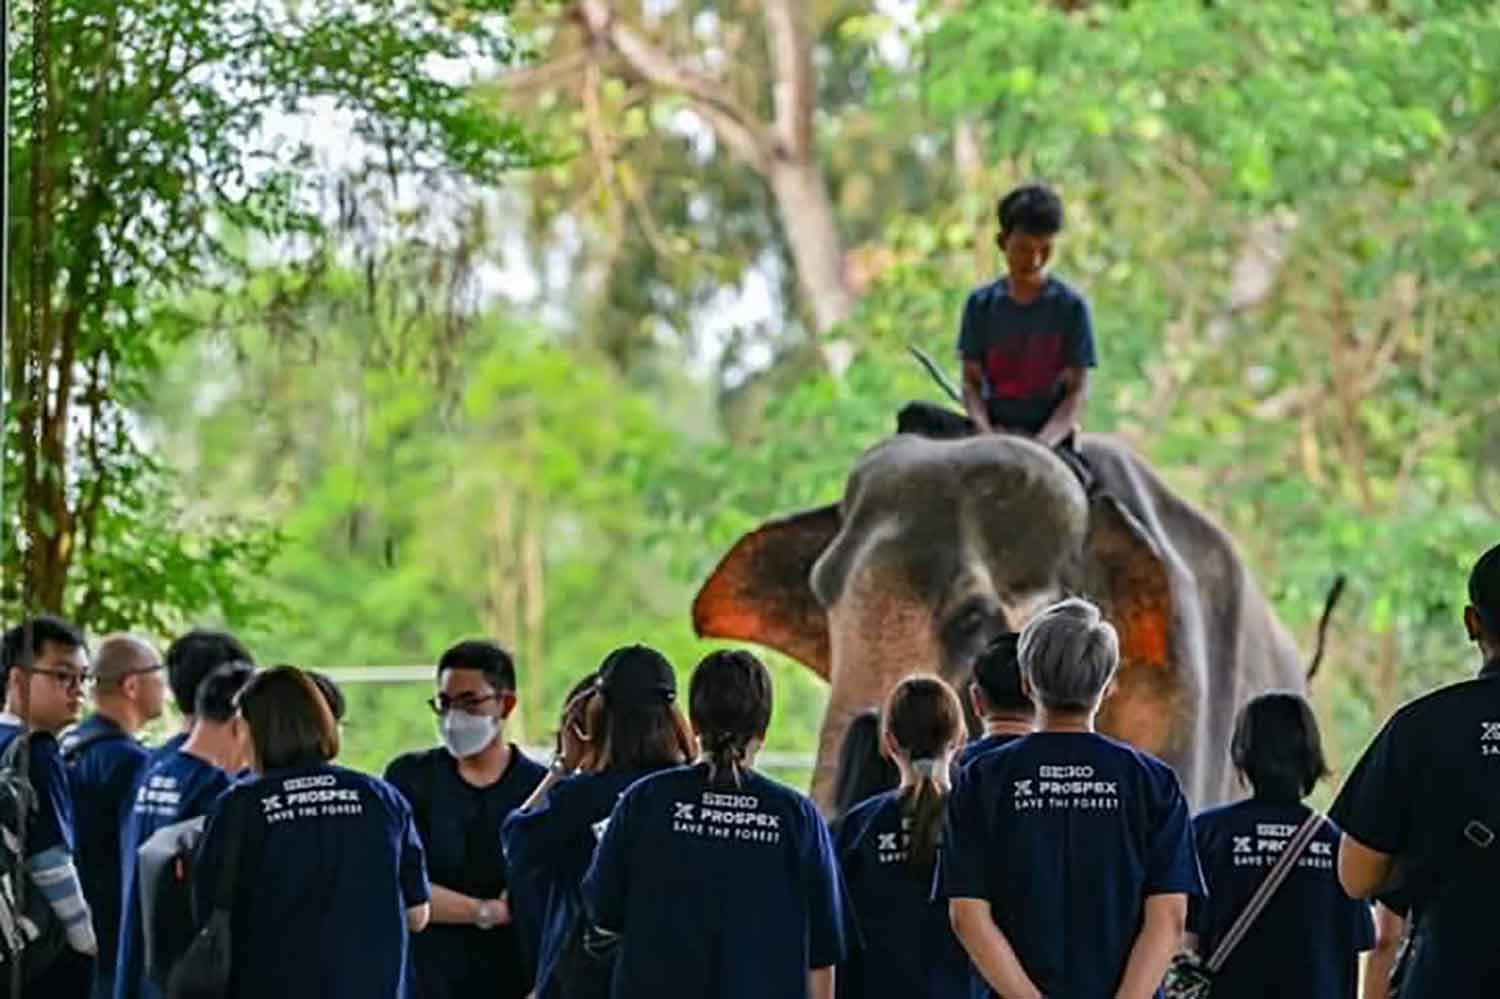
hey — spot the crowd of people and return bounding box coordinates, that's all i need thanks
[0,540,1494,998]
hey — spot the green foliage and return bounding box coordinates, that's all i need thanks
[3,0,532,631]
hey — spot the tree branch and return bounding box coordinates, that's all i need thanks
[761,0,815,159]
[572,0,771,174]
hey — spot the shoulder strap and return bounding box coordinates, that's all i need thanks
[1207,810,1324,973]
[209,791,250,913]
[61,727,129,765]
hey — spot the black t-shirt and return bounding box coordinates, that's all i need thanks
[835,789,969,999]
[957,276,1096,434]
[584,765,849,999]
[1190,798,1373,999]
[937,732,1203,998]
[1330,660,1500,997]
[385,746,546,999]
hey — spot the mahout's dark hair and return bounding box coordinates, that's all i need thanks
[194,661,256,724]
[997,182,1063,237]
[237,665,340,771]
[971,633,1031,714]
[1230,691,1330,802]
[166,629,254,716]
[689,649,773,787]
[832,710,899,819]
[1,615,86,685]
[883,675,964,878]
[1469,542,1500,636]
[437,639,517,692]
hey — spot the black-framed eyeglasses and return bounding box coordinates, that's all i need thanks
[427,693,501,716]
[26,667,92,691]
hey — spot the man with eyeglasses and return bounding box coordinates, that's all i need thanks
[0,615,97,997]
[385,640,546,999]
[61,635,166,999]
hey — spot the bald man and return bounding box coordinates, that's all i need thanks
[61,634,166,999]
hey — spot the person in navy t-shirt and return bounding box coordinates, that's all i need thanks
[1188,693,1373,999]
[0,616,96,999]
[956,633,1034,771]
[938,598,1204,999]
[836,675,969,999]
[502,646,692,999]
[831,710,899,820]
[384,640,546,999]
[114,661,254,999]
[585,649,850,999]
[194,666,431,999]
[959,184,1096,447]
[62,634,166,999]
[1331,542,1500,999]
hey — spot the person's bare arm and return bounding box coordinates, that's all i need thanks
[1338,835,1396,899]
[950,898,1043,999]
[1036,367,1089,447]
[961,360,995,433]
[1114,893,1187,999]
[428,884,509,926]
[1362,903,1405,999]
[807,965,835,999]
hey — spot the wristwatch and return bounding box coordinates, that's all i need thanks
[475,900,500,930]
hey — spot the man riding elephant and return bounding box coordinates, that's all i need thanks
[693,431,1309,813]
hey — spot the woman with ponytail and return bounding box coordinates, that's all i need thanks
[834,675,972,999]
[583,649,850,999]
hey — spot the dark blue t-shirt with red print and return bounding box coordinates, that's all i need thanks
[936,731,1203,999]
[958,276,1096,434]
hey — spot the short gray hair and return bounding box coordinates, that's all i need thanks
[1018,598,1119,711]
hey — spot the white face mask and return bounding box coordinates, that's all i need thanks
[440,710,501,759]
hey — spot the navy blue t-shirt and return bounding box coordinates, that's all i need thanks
[384,746,545,999]
[194,763,430,999]
[955,733,1024,771]
[835,789,968,999]
[937,731,1203,998]
[958,276,1096,434]
[1330,660,1500,998]
[114,746,232,999]
[501,769,661,999]
[584,765,849,999]
[0,723,74,855]
[63,714,150,992]
[1190,798,1373,999]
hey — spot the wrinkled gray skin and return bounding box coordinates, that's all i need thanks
[694,432,1304,812]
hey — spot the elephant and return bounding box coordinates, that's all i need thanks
[693,431,1305,812]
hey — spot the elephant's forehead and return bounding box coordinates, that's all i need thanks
[814,435,1088,606]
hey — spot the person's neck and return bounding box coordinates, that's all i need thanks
[94,697,143,735]
[983,714,1036,738]
[1007,272,1047,303]
[456,738,512,787]
[1038,706,1095,733]
[182,723,239,772]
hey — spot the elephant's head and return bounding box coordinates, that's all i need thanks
[694,433,1188,811]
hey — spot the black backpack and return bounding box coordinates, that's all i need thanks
[136,814,209,989]
[0,733,67,986]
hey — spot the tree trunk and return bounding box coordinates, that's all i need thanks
[767,158,853,334]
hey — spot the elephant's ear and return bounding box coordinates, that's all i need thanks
[1084,494,1174,671]
[693,505,841,680]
